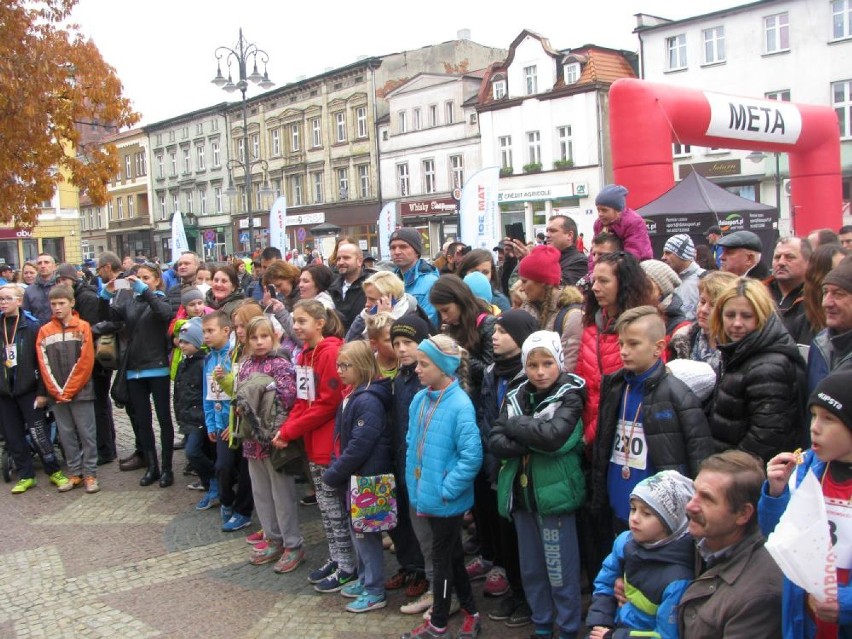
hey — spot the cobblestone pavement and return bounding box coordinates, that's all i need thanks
[0,406,545,639]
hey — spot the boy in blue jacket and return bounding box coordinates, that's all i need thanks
[760,370,852,638]
[585,470,696,639]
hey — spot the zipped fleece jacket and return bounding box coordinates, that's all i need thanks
[395,259,439,327]
[203,343,233,435]
[35,311,95,403]
[0,310,45,398]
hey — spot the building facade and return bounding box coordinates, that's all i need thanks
[101,129,152,259]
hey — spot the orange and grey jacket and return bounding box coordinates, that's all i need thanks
[35,311,95,403]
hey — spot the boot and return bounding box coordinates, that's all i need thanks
[119,451,144,471]
[139,451,160,486]
[159,444,174,487]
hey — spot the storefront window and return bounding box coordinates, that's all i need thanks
[41,238,65,263]
[23,240,37,263]
[0,240,17,268]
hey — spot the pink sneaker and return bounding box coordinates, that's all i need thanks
[483,566,509,597]
[245,529,265,545]
[465,556,492,581]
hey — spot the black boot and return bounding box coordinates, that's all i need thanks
[159,444,174,487]
[139,451,160,486]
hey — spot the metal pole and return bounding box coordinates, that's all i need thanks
[774,152,782,217]
[243,89,252,254]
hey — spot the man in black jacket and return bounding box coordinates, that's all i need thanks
[765,236,811,344]
[546,214,587,285]
[166,251,201,315]
[327,242,373,331]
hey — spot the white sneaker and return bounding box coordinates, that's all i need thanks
[400,591,433,615]
[422,595,460,620]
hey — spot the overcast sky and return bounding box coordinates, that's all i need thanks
[70,0,742,125]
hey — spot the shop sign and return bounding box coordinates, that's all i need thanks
[284,212,325,226]
[400,198,457,217]
[0,228,33,240]
[679,159,742,179]
[498,184,575,203]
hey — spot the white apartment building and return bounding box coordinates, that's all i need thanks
[379,73,485,256]
[477,30,637,241]
[636,0,852,232]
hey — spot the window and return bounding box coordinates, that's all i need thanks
[397,163,410,196]
[493,79,506,99]
[211,119,219,132]
[703,26,726,64]
[125,155,131,179]
[766,90,791,101]
[557,126,573,162]
[107,200,114,220]
[135,152,146,176]
[356,107,367,138]
[764,12,790,53]
[156,154,164,178]
[335,112,346,143]
[311,118,322,147]
[398,111,407,133]
[423,159,436,194]
[833,0,852,39]
[358,164,370,198]
[169,151,177,176]
[196,144,205,170]
[212,142,220,167]
[450,155,464,189]
[183,148,191,173]
[291,124,301,151]
[673,142,692,156]
[335,168,348,200]
[238,138,245,162]
[564,62,581,84]
[199,189,207,215]
[527,131,541,164]
[185,191,193,214]
[833,80,852,138]
[499,136,513,169]
[414,108,422,131]
[292,175,303,206]
[127,195,134,217]
[116,198,123,220]
[445,101,454,124]
[214,187,223,213]
[172,193,179,214]
[312,171,324,203]
[666,34,687,70]
[524,65,538,95]
[196,122,203,135]
[156,134,162,146]
[158,195,166,220]
[251,133,259,159]
[240,187,247,213]
[429,105,438,127]
[181,126,188,139]
[271,129,281,156]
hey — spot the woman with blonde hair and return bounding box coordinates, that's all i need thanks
[708,277,806,463]
[345,270,422,341]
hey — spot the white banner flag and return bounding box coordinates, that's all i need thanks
[459,167,501,252]
[378,201,397,261]
[171,211,189,263]
[269,196,288,253]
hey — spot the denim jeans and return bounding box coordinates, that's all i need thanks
[184,427,215,486]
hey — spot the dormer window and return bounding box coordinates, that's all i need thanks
[564,62,581,84]
[493,74,506,99]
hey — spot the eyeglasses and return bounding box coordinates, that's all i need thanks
[336,362,353,371]
[0,297,19,303]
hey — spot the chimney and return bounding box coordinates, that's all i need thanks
[457,29,471,41]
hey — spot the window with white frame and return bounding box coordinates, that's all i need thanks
[335,112,346,143]
[311,118,322,147]
[398,111,407,134]
[423,159,436,194]
[136,152,146,176]
[833,0,852,39]
[158,195,166,220]
[181,126,188,139]
[199,189,207,214]
[557,126,573,162]
[358,164,370,198]
[493,79,506,99]
[337,168,348,199]
[172,193,178,214]
[238,138,245,162]
[183,148,191,173]
[764,12,790,53]
[157,154,164,178]
[524,65,538,95]
[292,175,303,205]
[271,129,281,156]
[445,101,454,124]
[564,62,581,84]
[833,80,852,138]
[196,122,203,135]
[212,142,220,167]
[703,26,726,64]
[499,136,513,169]
[356,107,367,138]
[107,200,113,220]
[186,191,193,214]
[666,34,687,70]
[450,155,464,189]
[240,187,247,212]
[211,119,219,132]
[272,178,282,199]
[312,171,324,203]
[414,108,422,130]
[127,195,134,217]
[673,142,692,156]
[527,131,541,165]
[214,187,223,213]
[124,155,131,179]
[169,151,177,175]
[251,133,259,159]
[397,163,410,196]
[292,123,301,151]
[117,198,123,220]
[429,105,438,127]
[196,144,205,170]
[766,89,791,101]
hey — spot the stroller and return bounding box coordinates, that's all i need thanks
[1,412,64,483]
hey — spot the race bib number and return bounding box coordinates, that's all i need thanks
[295,365,316,401]
[826,496,852,569]
[609,420,648,470]
[206,374,227,402]
[5,343,17,368]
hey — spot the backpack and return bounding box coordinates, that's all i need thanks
[95,333,120,369]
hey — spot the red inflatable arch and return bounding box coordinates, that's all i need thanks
[609,78,842,235]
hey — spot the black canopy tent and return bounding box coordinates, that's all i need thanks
[637,171,779,266]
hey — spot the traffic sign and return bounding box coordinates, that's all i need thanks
[296,227,306,242]
[239,231,250,243]
[203,230,215,243]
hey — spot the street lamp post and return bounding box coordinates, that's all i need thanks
[211,28,274,255]
[746,150,782,212]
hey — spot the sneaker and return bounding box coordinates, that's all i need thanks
[405,573,429,598]
[487,594,517,621]
[457,611,481,639]
[195,490,219,511]
[462,537,479,556]
[308,558,338,584]
[423,596,460,621]
[383,533,393,550]
[245,530,265,544]
[386,569,412,590]
[465,556,493,581]
[346,593,387,613]
[186,480,205,491]
[49,471,69,488]
[273,546,305,574]
[300,493,317,506]
[83,476,100,494]
[222,513,252,532]
[314,568,357,593]
[250,540,284,565]
[11,478,36,494]
[341,581,367,598]
[483,566,509,597]
[400,591,433,615]
[57,476,82,493]
[400,620,447,638]
[220,505,233,526]
[505,600,532,628]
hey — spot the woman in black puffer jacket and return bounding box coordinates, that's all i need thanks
[708,277,807,464]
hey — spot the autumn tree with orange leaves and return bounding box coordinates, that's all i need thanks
[0,0,139,227]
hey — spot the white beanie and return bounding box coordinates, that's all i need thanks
[521,330,563,369]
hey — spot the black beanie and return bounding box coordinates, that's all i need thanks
[391,313,431,344]
[810,370,852,430]
[495,309,538,350]
[824,258,852,293]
